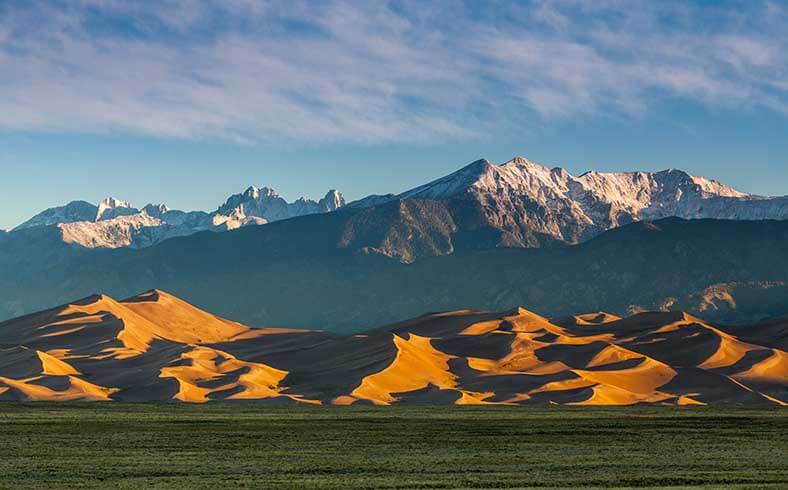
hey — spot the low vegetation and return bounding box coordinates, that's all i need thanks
[0,404,785,489]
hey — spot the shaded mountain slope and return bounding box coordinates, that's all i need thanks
[4,214,787,330]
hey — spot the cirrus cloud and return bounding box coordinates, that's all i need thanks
[0,0,786,143]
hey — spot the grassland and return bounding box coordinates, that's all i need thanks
[0,404,785,489]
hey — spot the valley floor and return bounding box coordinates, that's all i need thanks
[0,404,785,489]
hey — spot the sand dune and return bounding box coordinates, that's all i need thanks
[0,346,118,401]
[122,290,250,344]
[159,345,317,404]
[351,334,458,404]
[569,312,622,326]
[0,290,785,405]
[37,350,80,375]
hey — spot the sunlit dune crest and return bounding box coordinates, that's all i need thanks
[572,357,676,396]
[159,346,317,404]
[572,312,622,326]
[570,383,674,406]
[697,326,762,370]
[37,350,80,376]
[122,290,250,344]
[351,334,457,404]
[0,376,118,401]
[586,344,643,368]
[348,334,492,405]
[0,291,785,405]
[733,349,788,385]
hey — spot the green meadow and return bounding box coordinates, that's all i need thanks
[0,403,785,489]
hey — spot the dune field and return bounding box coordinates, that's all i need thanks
[0,290,785,405]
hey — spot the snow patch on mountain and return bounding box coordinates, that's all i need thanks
[13,201,98,231]
[357,155,788,245]
[59,213,169,249]
[12,187,347,249]
[96,197,136,221]
[142,203,171,217]
[217,186,345,223]
[346,193,397,209]
[397,159,495,201]
[10,155,786,251]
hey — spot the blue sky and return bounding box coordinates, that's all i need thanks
[1,0,787,229]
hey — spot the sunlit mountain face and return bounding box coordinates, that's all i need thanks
[6,156,786,251]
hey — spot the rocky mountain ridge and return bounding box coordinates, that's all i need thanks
[8,155,787,251]
[11,186,346,249]
[367,156,788,245]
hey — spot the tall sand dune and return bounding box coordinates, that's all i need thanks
[0,290,785,405]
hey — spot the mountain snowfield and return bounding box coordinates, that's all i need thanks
[386,156,788,244]
[7,155,788,249]
[12,186,346,249]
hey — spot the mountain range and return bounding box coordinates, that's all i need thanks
[0,290,784,405]
[351,156,788,250]
[1,155,787,328]
[10,186,345,249]
[5,156,788,253]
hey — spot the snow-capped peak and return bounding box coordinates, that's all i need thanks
[142,203,171,217]
[502,155,534,167]
[8,155,783,252]
[688,175,749,198]
[396,155,756,204]
[243,186,280,200]
[384,154,787,244]
[217,185,346,223]
[12,200,98,231]
[9,184,348,250]
[99,196,131,209]
[96,197,136,221]
[320,190,346,210]
[398,159,494,200]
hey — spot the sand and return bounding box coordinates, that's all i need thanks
[0,290,785,405]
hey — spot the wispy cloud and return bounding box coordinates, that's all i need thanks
[0,0,785,143]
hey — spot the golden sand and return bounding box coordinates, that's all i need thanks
[0,291,784,405]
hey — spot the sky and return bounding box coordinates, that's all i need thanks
[1,0,787,230]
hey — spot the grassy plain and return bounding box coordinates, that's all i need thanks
[0,403,785,489]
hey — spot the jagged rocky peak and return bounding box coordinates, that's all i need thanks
[142,203,171,217]
[218,186,282,217]
[96,197,137,221]
[655,169,748,198]
[238,185,344,209]
[218,185,346,222]
[8,155,785,254]
[385,154,788,246]
[243,185,280,200]
[503,155,535,167]
[7,182,349,250]
[401,155,760,205]
[99,196,131,209]
[320,190,346,210]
